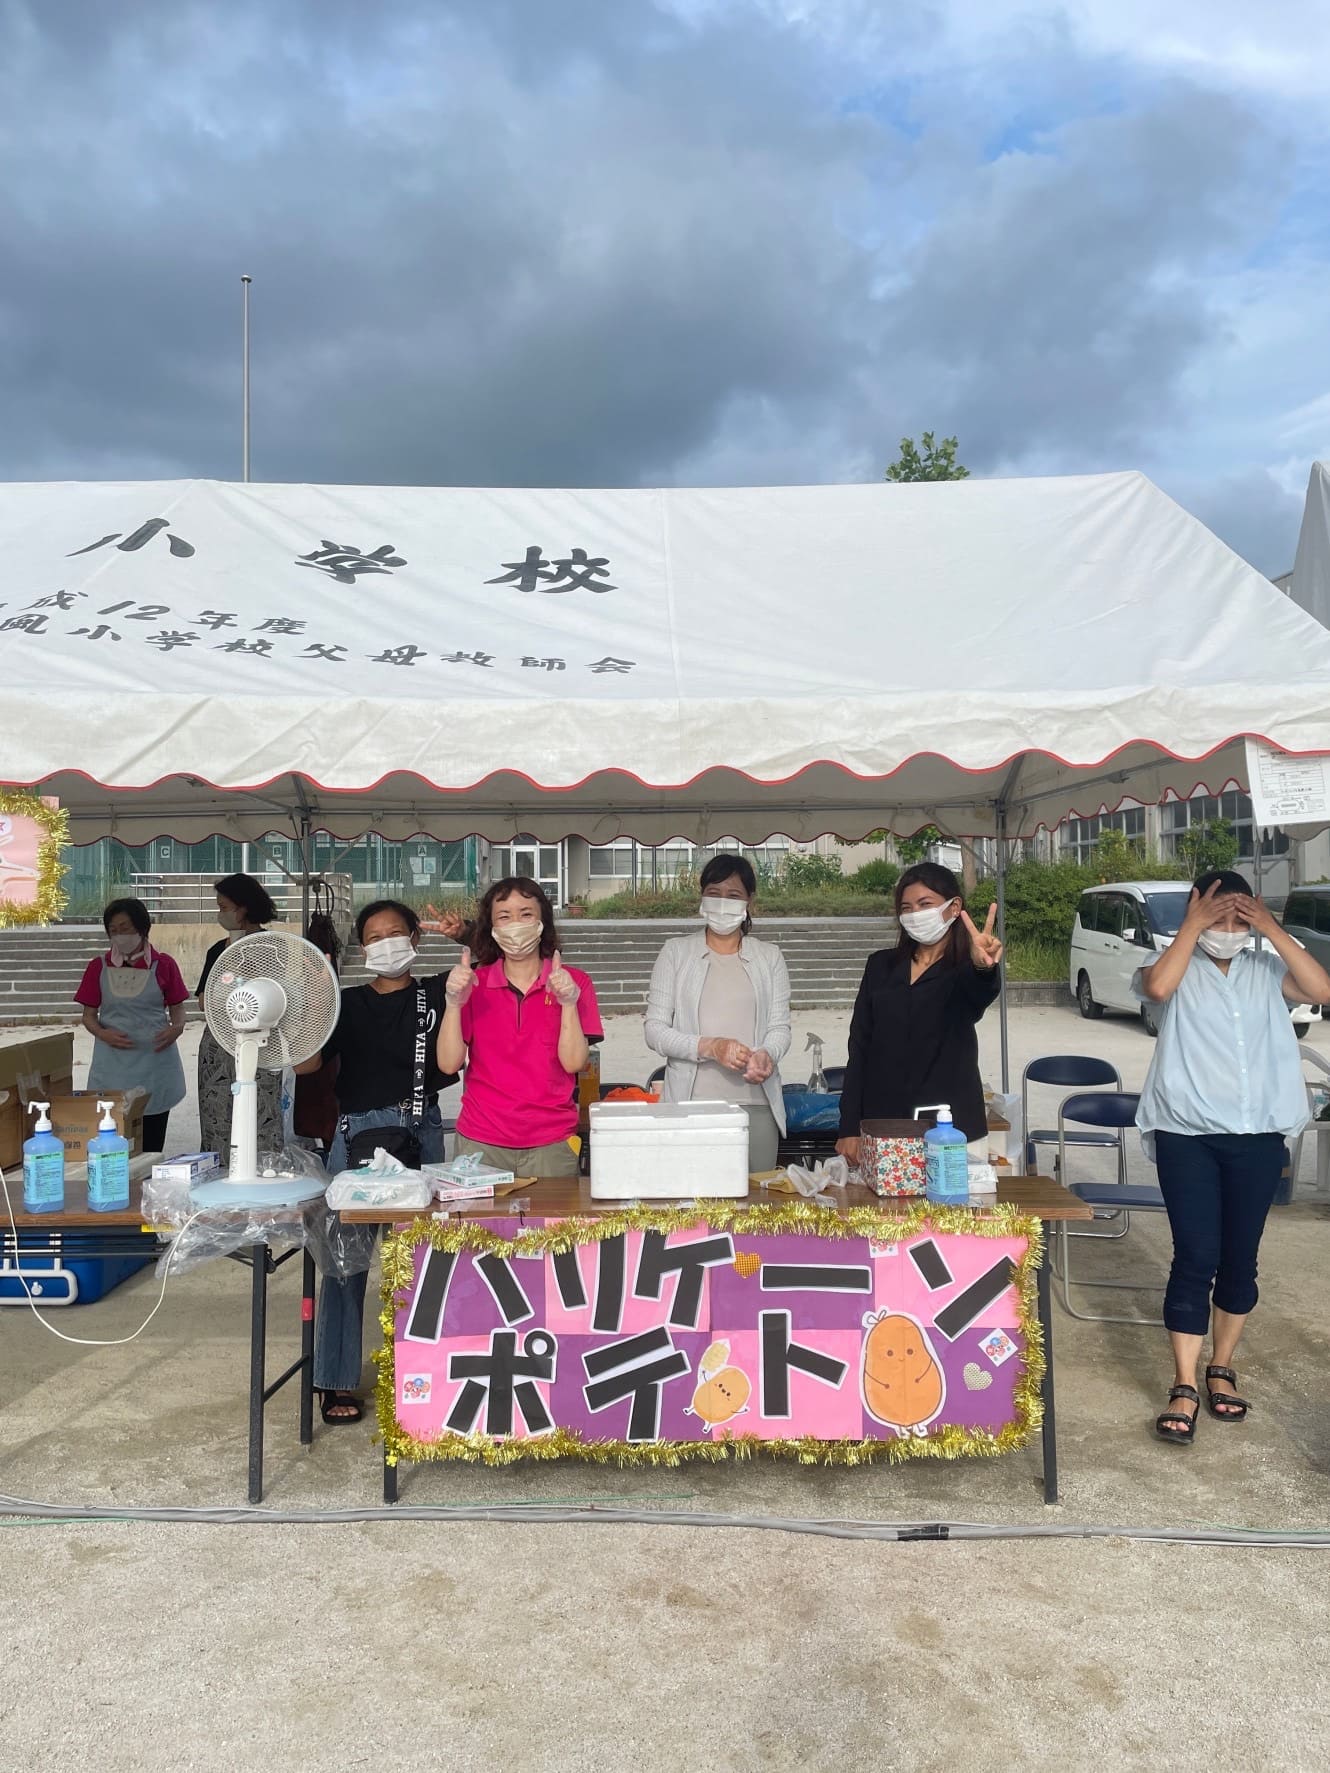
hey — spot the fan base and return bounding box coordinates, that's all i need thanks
[190,1177,328,1210]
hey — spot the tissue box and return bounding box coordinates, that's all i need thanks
[152,1152,221,1183]
[859,1117,933,1198]
[420,1160,511,1202]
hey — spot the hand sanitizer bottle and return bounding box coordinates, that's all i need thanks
[23,1101,66,1214]
[88,1100,131,1212]
[924,1105,969,1205]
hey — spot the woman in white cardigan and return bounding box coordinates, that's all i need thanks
[644,855,791,1170]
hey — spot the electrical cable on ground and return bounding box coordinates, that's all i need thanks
[1,1493,1329,1545]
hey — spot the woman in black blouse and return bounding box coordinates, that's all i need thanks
[836,863,1004,1164]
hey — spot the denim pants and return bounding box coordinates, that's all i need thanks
[1154,1131,1284,1337]
[314,1102,444,1392]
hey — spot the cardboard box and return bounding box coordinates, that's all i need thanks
[0,1032,76,1170]
[48,1091,146,1164]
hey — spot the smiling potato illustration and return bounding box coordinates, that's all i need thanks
[687,1340,752,1429]
[861,1311,945,1431]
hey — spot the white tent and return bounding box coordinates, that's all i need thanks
[4,473,1330,855]
[1290,460,1330,633]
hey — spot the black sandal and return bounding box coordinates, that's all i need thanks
[1204,1365,1250,1422]
[318,1390,364,1425]
[1155,1384,1200,1444]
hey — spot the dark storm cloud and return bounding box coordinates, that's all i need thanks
[0,0,1304,573]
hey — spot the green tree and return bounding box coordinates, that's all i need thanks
[1176,817,1240,878]
[896,825,942,866]
[885,432,970,483]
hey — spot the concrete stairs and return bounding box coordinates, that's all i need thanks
[339,917,899,1012]
[1,917,898,1024]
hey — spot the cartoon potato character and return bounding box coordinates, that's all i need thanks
[861,1310,945,1432]
[686,1339,752,1430]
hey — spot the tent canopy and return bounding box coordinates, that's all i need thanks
[4,472,1329,846]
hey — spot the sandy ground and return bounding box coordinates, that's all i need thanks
[3,1005,1330,1771]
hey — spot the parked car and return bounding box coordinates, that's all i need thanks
[1278,890,1330,1038]
[1069,881,1322,1038]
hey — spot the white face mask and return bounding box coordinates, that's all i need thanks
[363,934,416,977]
[218,909,244,932]
[493,920,543,957]
[110,931,144,957]
[1198,928,1250,961]
[699,896,747,934]
[900,904,957,946]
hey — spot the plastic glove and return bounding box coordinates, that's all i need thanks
[446,946,476,1005]
[547,950,581,1005]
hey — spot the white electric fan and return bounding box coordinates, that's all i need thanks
[192,932,341,1207]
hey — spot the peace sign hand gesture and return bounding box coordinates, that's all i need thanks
[961,904,1003,971]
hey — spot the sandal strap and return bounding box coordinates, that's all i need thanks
[1168,1384,1200,1403]
[1212,1393,1250,1410]
[1157,1413,1194,1428]
[1205,1366,1237,1384]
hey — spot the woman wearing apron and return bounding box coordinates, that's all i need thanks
[75,898,189,1153]
[196,873,284,1162]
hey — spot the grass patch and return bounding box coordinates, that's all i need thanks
[1005,939,1069,983]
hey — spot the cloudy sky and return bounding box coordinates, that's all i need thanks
[3,0,1327,572]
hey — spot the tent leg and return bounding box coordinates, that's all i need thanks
[996,802,1010,1092]
[299,809,312,932]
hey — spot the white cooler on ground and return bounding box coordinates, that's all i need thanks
[588,1100,751,1199]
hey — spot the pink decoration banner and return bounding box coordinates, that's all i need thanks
[390,1218,1033,1450]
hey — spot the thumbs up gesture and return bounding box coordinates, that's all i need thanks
[446,946,477,1005]
[548,950,581,1005]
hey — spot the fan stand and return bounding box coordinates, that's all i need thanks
[190,1032,327,1210]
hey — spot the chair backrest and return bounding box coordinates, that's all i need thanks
[1059,1090,1140,1131]
[646,1065,666,1088]
[1024,1055,1121,1088]
[822,1065,846,1092]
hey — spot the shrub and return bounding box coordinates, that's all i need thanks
[781,852,844,889]
[847,858,901,896]
[967,859,1096,947]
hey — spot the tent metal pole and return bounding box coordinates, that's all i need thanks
[992,755,1025,1096]
[996,800,1010,1092]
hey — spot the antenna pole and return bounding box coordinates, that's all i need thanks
[241,274,252,482]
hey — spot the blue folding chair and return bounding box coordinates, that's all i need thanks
[1050,1090,1167,1325]
[1023,1055,1124,1177]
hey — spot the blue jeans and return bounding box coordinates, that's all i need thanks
[1155,1132,1284,1337]
[314,1102,444,1392]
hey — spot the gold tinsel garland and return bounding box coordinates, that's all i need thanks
[376,1201,1044,1468]
[0,789,69,928]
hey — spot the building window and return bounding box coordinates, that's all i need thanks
[1161,792,1289,862]
[588,841,635,878]
[1060,808,1146,864]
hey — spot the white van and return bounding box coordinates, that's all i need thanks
[1068,881,1321,1038]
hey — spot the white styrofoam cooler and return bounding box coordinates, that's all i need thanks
[588,1100,750,1199]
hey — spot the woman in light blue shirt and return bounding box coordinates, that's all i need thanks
[1137,870,1330,1444]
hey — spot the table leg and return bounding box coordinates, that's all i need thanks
[383,1449,399,1505]
[1037,1244,1058,1506]
[248,1244,268,1505]
[300,1250,316,1447]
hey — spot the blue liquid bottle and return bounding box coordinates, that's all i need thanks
[88,1099,131,1213]
[924,1105,969,1205]
[23,1100,66,1214]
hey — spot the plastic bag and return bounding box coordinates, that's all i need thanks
[326,1168,432,1210]
[783,1155,851,1206]
[783,1088,842,1132]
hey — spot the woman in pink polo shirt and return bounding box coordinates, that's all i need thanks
[438,876,602,1176]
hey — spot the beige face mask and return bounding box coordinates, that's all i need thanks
[493,921,542,957]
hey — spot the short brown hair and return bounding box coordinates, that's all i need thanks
[472,876,559,966]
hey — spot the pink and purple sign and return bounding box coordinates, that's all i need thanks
[384,1213,1038,1461]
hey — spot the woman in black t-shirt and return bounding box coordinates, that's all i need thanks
[836,863,1004,1162]
[298,899,459,1423]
